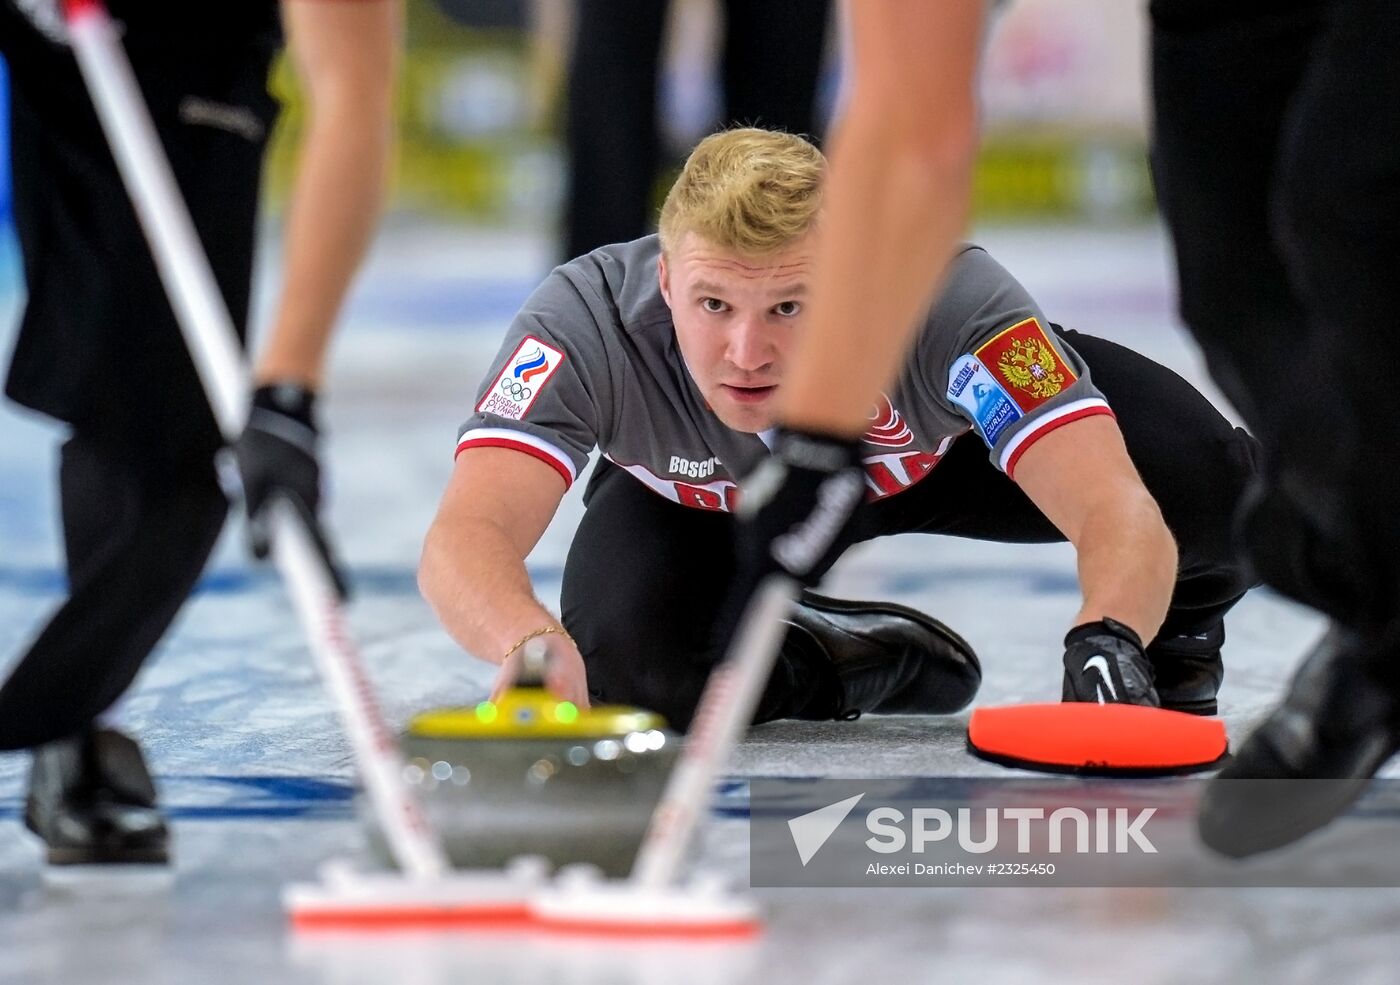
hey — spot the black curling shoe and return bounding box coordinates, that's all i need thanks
[786,592,982,719]
[1149,622,1225,716]
[1198,623,1400,858]
[25,727,169,865]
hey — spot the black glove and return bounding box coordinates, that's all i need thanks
[734,425,869,588]
[709,426,867,669]
[234,383,350,600]
[1061,617,1160,706]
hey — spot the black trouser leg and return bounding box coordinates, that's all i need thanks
[1149,0,1321,444]
[561,460,833,732]
[563,0,668,259]
[0,434,228,750]
[4,33,273,428]
[1151,0,1400,630]
[719,0,830,138]
[0,30,274,752]
[1268,0,1400,631]
[563,0,830,260]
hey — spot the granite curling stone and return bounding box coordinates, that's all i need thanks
[370,686,679,878]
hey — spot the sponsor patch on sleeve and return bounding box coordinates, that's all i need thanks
[475,336,566,421]
[973,317,1077,413]
[947,354,1023,447]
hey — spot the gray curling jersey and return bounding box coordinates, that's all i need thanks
[456,236,1113,513]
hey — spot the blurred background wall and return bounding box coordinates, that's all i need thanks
[332,0,1153,228]
[0,0,1154,261]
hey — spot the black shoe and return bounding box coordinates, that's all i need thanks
[1061,618,1161,707]
[25,728,169,866]
[1197,623,1400,858]
[1148,623,1225,715]
[785,592,981,718]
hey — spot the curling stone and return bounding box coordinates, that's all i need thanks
[369,648,679,877]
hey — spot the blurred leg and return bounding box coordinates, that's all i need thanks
[1270,0,1400,632]
[1150,0,1382,630]
[0,435,228,750]
[0,30,274,748]
[720,0,830,139]
[563,0,668,259]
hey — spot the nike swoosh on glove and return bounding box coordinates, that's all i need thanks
[1062,617,1160,707]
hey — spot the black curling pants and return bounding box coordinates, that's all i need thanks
[1151,0,1400,634]
[561,331,1260,730]
[563,0,831,259]
[0,16,278,748]
[0,434,228,750]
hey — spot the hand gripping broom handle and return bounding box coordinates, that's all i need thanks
[63,0,450,880]
[630,575,797,888]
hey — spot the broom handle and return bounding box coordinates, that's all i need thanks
[630,576,796,888]
[64,0,450,880]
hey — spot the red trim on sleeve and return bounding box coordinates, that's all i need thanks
[455,437,574,489]
[1004,406,1117,480]
[63,0,100,20]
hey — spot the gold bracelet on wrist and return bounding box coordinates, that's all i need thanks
[502,625,575,663]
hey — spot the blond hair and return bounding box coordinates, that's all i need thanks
[658,128,824,256]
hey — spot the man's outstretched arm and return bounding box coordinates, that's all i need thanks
[780,0,984,438]
[1012,415,1178,644]
[419,448,590,707]
[234,0,400,594]
[1014,414,1178,706]
[726,1,987,611]
[254,0,398,387]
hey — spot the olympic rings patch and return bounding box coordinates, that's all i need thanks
[476,335,567,421]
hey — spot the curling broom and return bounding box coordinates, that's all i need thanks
[62,0,542,929]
